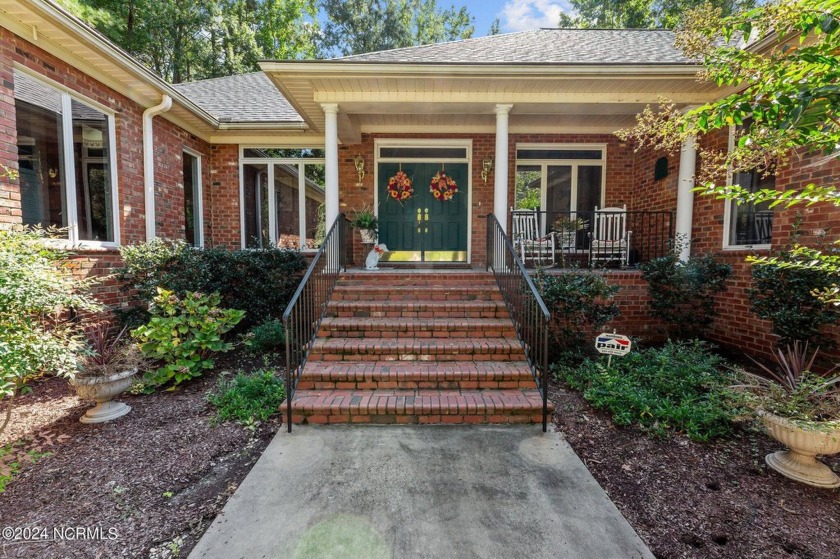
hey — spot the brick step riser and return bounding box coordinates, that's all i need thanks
[332,292,503,302]
[316,327,517,339]
[297,379,536,390]
[291,413,544,425]
[339,275,495,284]
[307,352,525,362]
[327,310,510,319]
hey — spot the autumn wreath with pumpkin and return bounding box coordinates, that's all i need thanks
[387,170,413,202]
[430,170,457,201]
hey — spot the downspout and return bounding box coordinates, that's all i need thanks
[143,95,173,241]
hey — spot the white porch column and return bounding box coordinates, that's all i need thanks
[675,134,697,261]
[493,104,513,233]
[322,103,340,228]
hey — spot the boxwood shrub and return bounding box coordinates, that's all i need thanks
[117,240,306,330]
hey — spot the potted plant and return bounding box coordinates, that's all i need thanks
[70,319,144,424]
[351,205,378,244]
[552,216,587,249]
[731,342,840,488]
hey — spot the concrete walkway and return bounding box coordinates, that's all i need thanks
[189,426,653,559]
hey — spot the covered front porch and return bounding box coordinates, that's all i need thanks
[259,50,727,267]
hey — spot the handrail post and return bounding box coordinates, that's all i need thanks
[486,213,551,433]
[281,213,346,433]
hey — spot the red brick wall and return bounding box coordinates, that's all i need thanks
[0,29,223,307]
[208,144,240,248]
[630,127,840,359]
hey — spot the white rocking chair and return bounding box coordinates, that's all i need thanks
[511,209,555,267]
[589,205,632,268]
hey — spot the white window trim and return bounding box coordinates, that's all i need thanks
[14,68,120,248]
[238,146,327,251]
[183,148,204,248]
[514,143,608,218]
[721,126,771,251]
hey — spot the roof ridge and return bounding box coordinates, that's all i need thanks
[173,71,265,88]
[332,29,539,61]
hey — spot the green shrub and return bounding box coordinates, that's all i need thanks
[749,254,839,347]
[207,369,286,425]
[117,241,306,330]
[640,251,732,339]
[244,320,286,353]
[0,226,101,435]
[553,340,736,441]
[533,270,619,352]
[132,289,245,390]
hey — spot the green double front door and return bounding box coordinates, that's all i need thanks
[377,162,468,262]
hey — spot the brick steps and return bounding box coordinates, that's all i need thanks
[291,389,549,425]
[308,338,525,362]
[317,317,516,338]
[290,270,546,426]
[296,361,536,390]
[326,300,510,319]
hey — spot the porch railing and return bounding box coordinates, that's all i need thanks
[511,209,674,268]
[283,213,349,432]
[486,214,551,432]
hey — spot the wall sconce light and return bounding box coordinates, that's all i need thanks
[353,154,365,183]
[48,168,58,179]
[481,157,493,184]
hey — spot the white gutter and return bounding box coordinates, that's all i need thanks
[143,95,173,241]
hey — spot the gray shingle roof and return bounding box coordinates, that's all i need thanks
[337,29,693,65]
[173,72,303,123]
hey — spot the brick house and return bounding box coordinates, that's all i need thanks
[1,0,838,363]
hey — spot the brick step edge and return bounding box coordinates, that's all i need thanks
[290,389,553,425]
[317,318,515,338]
[297,361,536,390]
[326,300,510,319]
[308,338,526,362]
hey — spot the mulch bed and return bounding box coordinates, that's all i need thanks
[551,380,840,559]
[0,350,281,559]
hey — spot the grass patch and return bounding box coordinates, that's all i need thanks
[553,340,737,442]
[207,369,286,426]
[0,442,51,493]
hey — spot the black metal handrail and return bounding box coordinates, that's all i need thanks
[486,214,551,432]
[283,213,348,432]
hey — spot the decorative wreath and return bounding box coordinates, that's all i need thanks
[387,170,413,203]
[430,170,458,201]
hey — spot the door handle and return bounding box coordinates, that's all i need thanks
[416,208,422,225]
[424,208,429,221]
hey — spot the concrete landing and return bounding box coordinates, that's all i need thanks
[189,426,653,559]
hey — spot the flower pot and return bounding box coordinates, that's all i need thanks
[359,229,377,244]
[760,411,840,488]
[70,368,137,424]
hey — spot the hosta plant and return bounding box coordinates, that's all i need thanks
[132,289,244,390]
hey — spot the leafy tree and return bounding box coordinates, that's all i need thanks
[59,0,318,82]
[617,0,840,306]
[558,0,756,29]
[488,18,501,36]
[320,0,475,56]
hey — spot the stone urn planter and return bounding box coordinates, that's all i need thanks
[760,411,840,488]
[359,228,377,244]
[70,368,137,424]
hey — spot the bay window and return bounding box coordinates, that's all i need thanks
[14,69,119,245]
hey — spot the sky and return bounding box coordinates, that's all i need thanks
[461,0,575,36]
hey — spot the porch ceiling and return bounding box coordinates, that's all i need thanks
[260,61,735,142]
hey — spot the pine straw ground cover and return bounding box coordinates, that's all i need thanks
[550,380,840,559]
[0,350,280,559]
